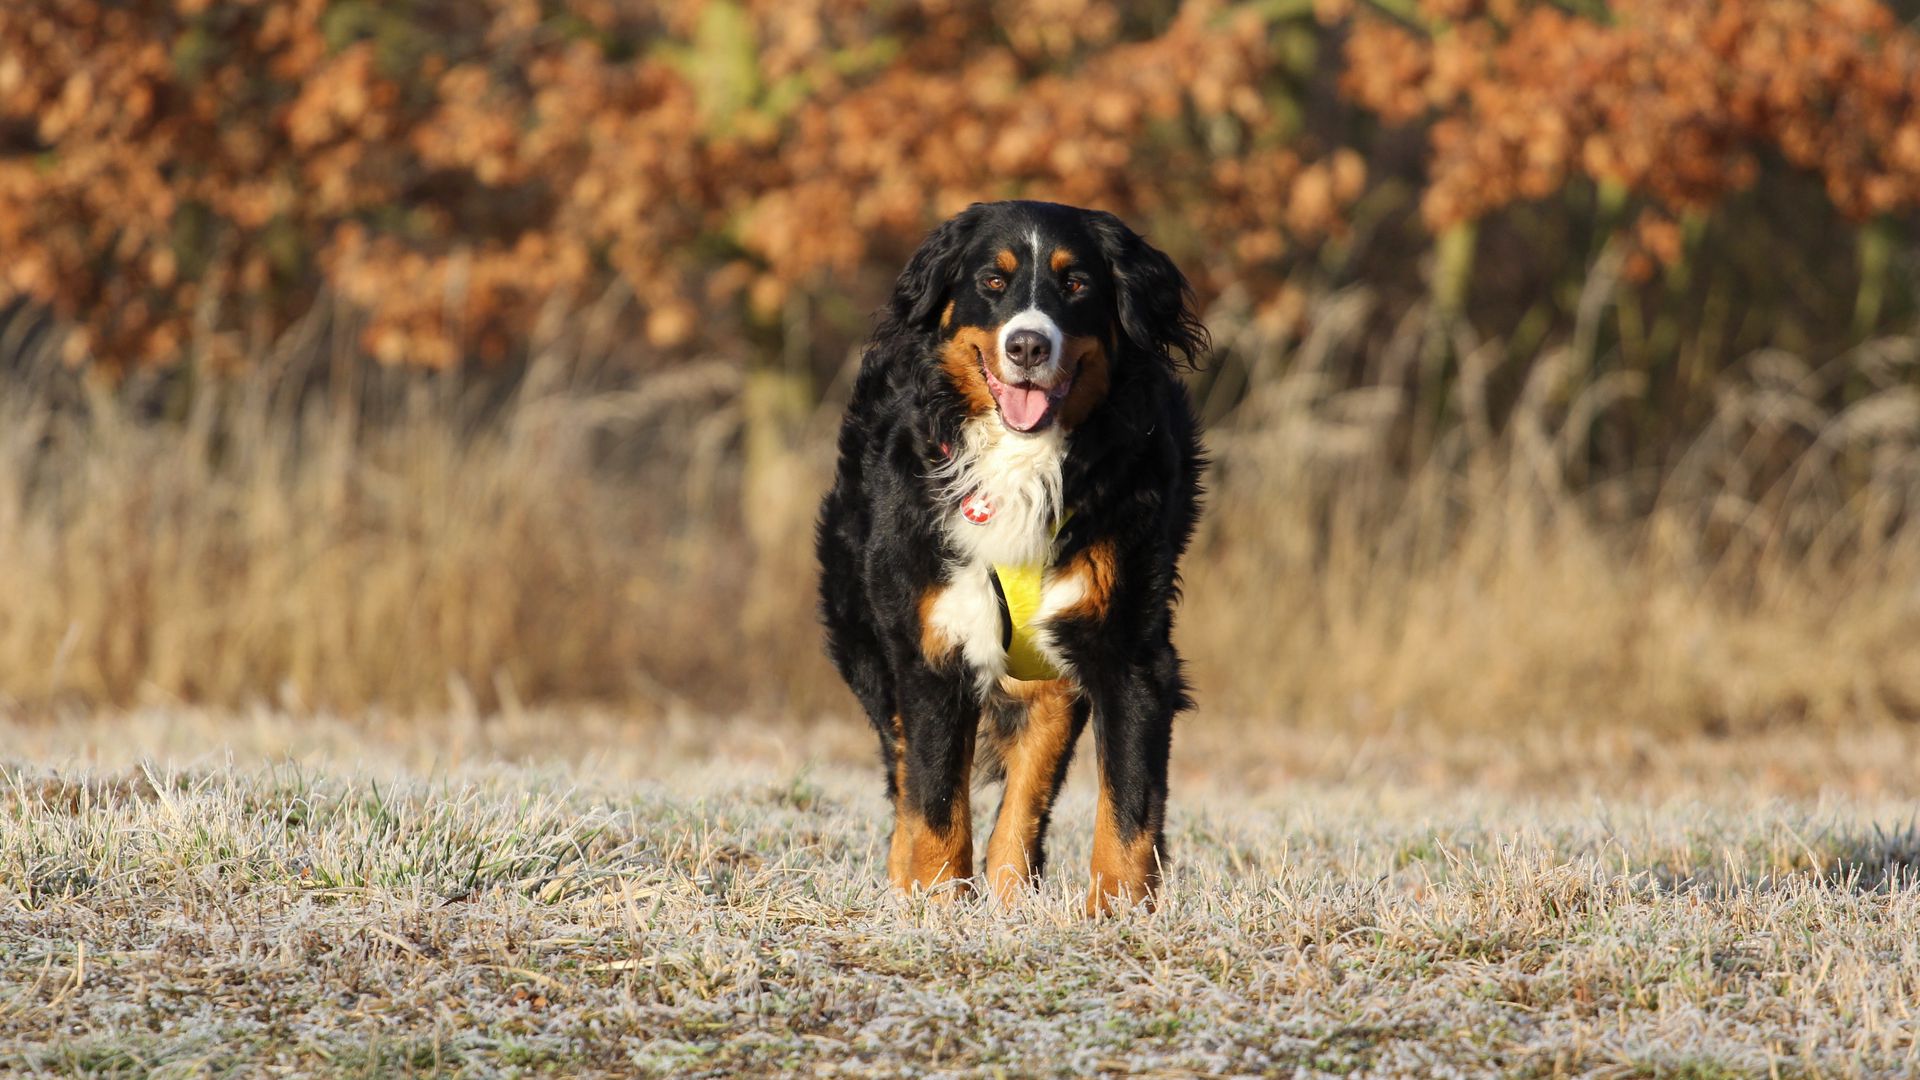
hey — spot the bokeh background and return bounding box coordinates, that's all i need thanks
[3,0,1920,734]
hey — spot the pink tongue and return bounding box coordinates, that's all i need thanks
[995,383,1053,431]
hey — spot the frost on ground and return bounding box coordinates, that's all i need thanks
[2,710,1918,1078]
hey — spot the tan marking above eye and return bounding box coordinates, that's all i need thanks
[996,249,1019,273]
[1050,247,1074,273]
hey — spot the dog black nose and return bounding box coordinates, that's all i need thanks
[1004,330,1051,370]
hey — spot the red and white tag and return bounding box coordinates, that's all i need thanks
[961,491,995,525]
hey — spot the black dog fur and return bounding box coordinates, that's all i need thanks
[815,200,1206,913]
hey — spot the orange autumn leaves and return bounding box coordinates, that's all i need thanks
[1342,0,1920,275]
[2,0,1916,370]
[0,0,1371,369]
[0,1,709,368]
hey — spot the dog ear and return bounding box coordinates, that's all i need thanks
[1088,211,1209,369]
[887,204,985,330]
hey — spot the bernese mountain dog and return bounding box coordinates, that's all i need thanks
[816,200,1207,915]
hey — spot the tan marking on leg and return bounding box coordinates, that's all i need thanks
[996,248,1019,273]
[919,586,956,664]
[883,707,913,883]
[940,300,955,328]
[890,798,974,898]
[888,715,976,899]
[1058,336,1110,429]
[984,678,1078,903]
[890,806,974,897]
[890,713,907,791]
[886,715,910,883]
[1086,788,1159,916]
[1055,539,1118,622]
[1050,247,1075,273]
[941,328,998,417]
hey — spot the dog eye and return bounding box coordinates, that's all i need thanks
[983,275,1006,291]
[1065,277,1088,295]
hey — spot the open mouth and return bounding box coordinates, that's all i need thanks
[977,347,1075,433]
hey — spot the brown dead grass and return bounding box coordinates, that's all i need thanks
[0,353,773,715]
[2,287,1920,735]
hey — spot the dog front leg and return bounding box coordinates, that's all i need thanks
[885,662,979,897]
[1078,645,1182,916]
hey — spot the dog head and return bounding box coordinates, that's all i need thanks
[886,201,1207,434]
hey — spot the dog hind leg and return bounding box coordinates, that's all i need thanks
[983,679,1086,903]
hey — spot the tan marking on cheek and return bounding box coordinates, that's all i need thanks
[1086,791,1159,916]
[1057,539,1118,623]
[1050,247,1074,273]
[996,249,1019,273]
[985,678,1079,903]
[919,586,957,664]
[940,300,954,328]
[941,328,998,417]
[1058,335,1110,429]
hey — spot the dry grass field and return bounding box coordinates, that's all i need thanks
[7,295,1920,735]
[4,709,1918,1078]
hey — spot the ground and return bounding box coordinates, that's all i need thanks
[2,710,1918,1078]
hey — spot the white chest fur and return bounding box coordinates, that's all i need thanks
[933,420,1065,567]
[923,420,1085,689]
